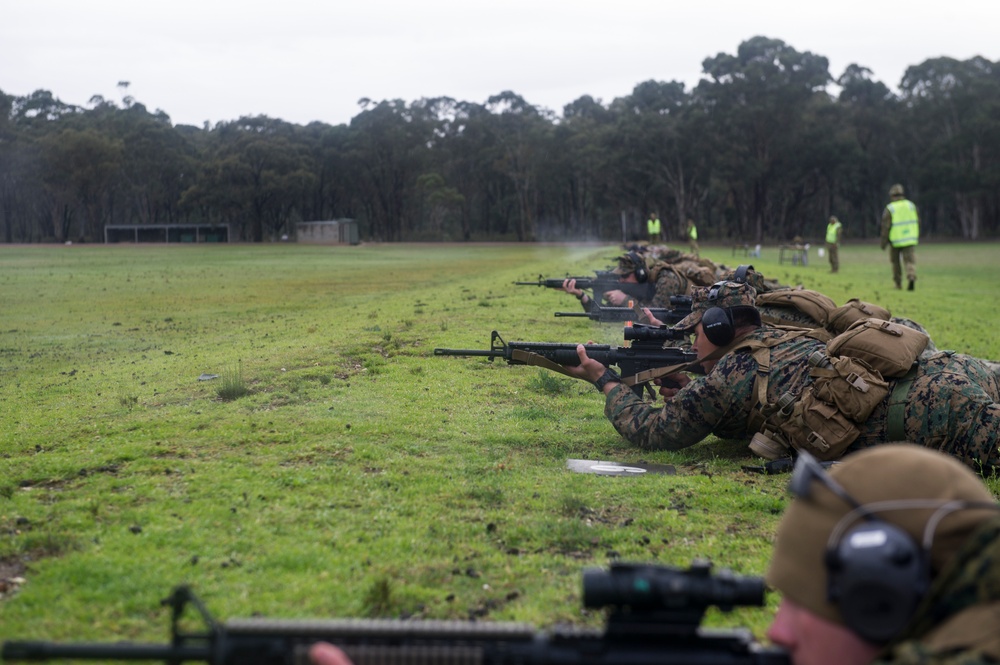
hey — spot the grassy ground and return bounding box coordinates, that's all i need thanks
[0,241,998,648]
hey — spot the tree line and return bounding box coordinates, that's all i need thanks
[2,36,999,245]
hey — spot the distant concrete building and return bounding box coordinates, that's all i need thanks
[104,224,230,243]
[296,219,359,245]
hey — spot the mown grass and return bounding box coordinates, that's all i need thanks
[0,241,997,646]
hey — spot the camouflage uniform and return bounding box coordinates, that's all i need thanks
[612,253,692,310]
[875,516,1000,664]
[603,326,1000,471]
[648,265,691,309]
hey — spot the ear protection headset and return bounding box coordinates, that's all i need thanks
[700,281,736,346]
[790,453,1000,645]
[625,251,649,283]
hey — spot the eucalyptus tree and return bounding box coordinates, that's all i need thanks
[695,36,833,242]
[0,90,84,241]
[346,99,440,241]
[0,89,21,242]
[437,99,512,240]
[899,56,1000,239]
[36,127,123,241]
[299,121,354,223]
[610,80,713,242]
[84,100,198,227]
[554,95,618,240]
[481,91,554,241]
[835,65,901,238]
[182,115,315,241]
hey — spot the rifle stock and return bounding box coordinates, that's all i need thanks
[2,561,789,665]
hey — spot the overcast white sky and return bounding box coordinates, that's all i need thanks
[2,0,994,128]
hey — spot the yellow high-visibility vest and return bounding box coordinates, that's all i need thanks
[887,200,919,247]
[826,221,842,244]
[688,224,698,240]
[647,218,661,234]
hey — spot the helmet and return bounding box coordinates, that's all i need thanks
[889,183,905,197]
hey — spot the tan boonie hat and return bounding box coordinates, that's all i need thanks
[672,281,757,331]
[766,445,998,628]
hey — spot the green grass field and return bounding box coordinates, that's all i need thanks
[1,241,998,648]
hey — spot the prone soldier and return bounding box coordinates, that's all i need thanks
[560,280,1000,473]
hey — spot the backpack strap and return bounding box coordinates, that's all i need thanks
[886,365,918,441]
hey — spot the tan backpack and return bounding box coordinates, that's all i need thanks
[756,289,838,327]
[826,318,929,378]
[826,299,892,335]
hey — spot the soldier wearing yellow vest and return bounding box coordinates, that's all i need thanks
[880,184,919,290]
[825,216,842,273]
[685,219,699,256]
[646,213,661,244]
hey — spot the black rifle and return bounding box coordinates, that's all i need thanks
[555,296,693,325]
[2,560,789,665]
[434,328,699,397]
[515,271,656,306]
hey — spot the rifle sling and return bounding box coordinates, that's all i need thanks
[623,361,700,387]
[509,349,580,378]
[509,348,697,388]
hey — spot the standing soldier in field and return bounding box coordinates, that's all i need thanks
[685,219,699,256]
[881,184,919,290]
[646,212,662,244]
[825,215,842,273]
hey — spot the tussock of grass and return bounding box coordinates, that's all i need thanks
[216,361,249,401]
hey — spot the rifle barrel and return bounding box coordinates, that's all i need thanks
[433,348,498,358]
[2,642,209,661]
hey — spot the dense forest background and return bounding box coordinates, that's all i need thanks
[2,36,998,245]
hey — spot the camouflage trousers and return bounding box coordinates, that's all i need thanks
[856,352,1000,472]
[826,242,839,272]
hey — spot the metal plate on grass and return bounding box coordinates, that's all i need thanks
[566,459,676,476]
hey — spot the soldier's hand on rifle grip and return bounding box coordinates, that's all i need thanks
[310,642,355,665]
[641,307,664,326]
[604,289,629,306]
[656,373,690,399]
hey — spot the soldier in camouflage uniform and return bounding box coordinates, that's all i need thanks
[561,251,692,311]
[563,280,1000,472]
[767,445,1000,665]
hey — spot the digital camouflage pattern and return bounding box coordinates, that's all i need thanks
[672,281,758,331]
[612,252,646,277]
[876,517,1000,664]
[602,327,1000,472]
[649,266,690,308]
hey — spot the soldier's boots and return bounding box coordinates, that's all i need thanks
[908,279,915,291]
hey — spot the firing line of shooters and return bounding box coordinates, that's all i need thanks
[4,248,1000,665]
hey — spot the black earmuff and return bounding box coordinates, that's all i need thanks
[700,306,734,346]
[826,521,926,644]
[628,251,649,283]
